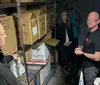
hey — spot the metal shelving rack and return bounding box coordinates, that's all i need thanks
[0,0,59,85]
[0,3,17,8]
[15,0,29,85]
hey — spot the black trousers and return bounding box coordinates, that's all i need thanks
[58,45,71,67]
[70,37,82,76]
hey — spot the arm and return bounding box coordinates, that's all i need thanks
[55,24,64,48]
[83,52,100,61]
[0,76,9,85]
[75,34,100,62]
[75,47,100,61]
[0,65,21,85]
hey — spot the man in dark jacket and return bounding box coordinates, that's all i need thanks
[0,23,21,85]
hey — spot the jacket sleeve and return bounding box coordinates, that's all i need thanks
[55,24,64,48]
[0,50,14,64]
[67,22,74,41]
[0,76,8,85]
[4,55,13,64]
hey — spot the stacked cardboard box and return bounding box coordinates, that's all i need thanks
[39,5,55,30]
[28,9,46,39]
[38,5,50,33]
[20,49,31,62]
[0,16,17,55]
[0,0,14,3]
[13,12,39,45]
[27,43,51,65]
[48,5,56,26]
[19,0,33,2]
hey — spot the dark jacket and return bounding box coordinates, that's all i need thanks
[0,50,21,85]
[54,22,73,48]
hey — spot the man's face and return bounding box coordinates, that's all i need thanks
[0,23,6,48]
[87,13,99,29]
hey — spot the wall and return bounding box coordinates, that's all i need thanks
[73,0,97,31]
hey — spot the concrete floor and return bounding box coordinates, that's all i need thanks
[47,64,79,85]
[47,65,67,85]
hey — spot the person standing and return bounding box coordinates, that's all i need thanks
[55,10,73,73]
[75,11,100,85]
[0,23,21,85]
[66,1,81,78]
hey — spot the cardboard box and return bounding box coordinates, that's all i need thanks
[47,5,55,26]
[36,73,40,85]
[13,12,38,45]
[50,10,55,26]
[0,16,17,55]
[30,10,46,39]
[20,49,31,62]
[50,50,58,63]
[29,80,34,85]
[27,43,51,65]
[39,5,55,32]
[20,6,26,12]
[33,0,47,2]
[0,0,14,3]
[43,38,59,47]
[39,5,50,33]
[19,0,33,2]
[39,60,51,85]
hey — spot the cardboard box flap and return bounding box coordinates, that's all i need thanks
[0,16,13,25]
[13,13,36,23]
[44,38,59,47]
[31,43,41,49]
[29,10,45,16]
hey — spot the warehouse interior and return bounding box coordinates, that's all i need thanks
[0,0,100,85]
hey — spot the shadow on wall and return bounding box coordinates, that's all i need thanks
[72,0,96,31]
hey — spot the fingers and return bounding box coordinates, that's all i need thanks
[12,53,19,61]
[74,47,83,55]
[64,42,72,46]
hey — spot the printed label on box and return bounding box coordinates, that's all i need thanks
[33,26,38,35]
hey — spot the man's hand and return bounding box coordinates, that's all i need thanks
[64,41,72,46]
[12,53,19,61]
[74,47,84,55]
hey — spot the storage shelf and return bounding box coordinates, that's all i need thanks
[20,1,54,6]
[0,0,60,9]
[0,3,17,9]
[19,64,44,84]
[42,68,55,85]
[0,1,54,9]
[0,0,57,85]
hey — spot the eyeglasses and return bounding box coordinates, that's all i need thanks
[87,19,99,22]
